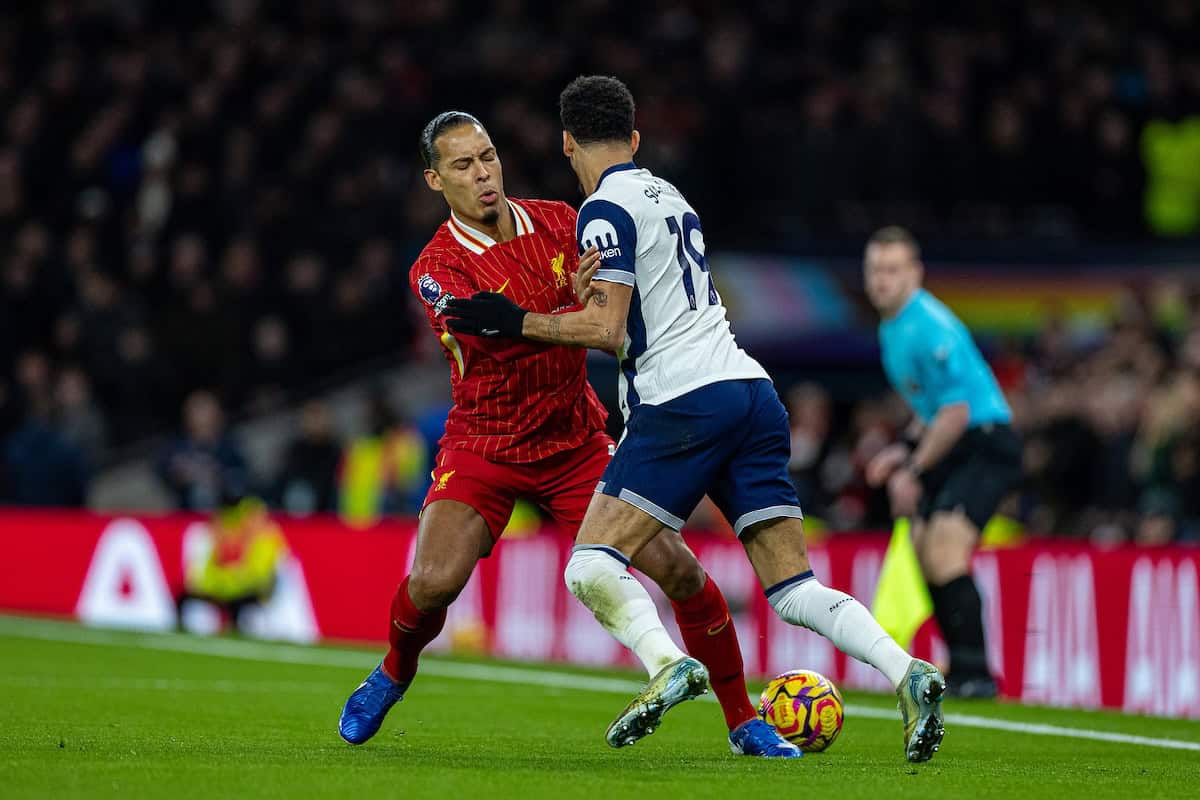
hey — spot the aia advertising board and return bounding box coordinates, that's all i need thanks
[0,510,1196,719]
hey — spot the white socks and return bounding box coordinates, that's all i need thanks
[767,571,913,689]
[563,549,913,688]
[564,545,685,675]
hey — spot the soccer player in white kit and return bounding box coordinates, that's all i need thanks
[444,75,946,763]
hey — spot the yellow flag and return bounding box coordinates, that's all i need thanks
[872,518,933,650]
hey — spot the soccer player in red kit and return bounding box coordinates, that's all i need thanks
[337,111,798,757]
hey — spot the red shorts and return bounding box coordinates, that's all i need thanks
[422,431,614,540]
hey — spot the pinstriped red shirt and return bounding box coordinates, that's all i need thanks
[409,198,608,463]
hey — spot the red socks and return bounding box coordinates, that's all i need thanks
[671,574,758,731]
[381,570,757,732]
[382,576,447,685]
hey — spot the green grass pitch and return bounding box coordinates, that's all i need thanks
[0,615,1197,799]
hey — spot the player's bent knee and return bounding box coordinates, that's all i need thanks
[655,555,706,601]
[576,492,670,561]
[740,515,812,590]
[564,546,628,600]
[408,560,474,610]
[563,550,590,599]
[631,533,705,601]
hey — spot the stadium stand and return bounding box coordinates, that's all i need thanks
[2,1,1199,545]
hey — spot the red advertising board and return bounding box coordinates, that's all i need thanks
[0,510,1196,718]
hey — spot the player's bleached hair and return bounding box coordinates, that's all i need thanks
[559,75,635,145]
[867,225,922,260]
[419,110,485,170]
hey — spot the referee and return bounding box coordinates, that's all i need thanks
[863,226,1022,698]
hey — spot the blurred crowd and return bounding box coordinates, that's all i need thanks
[155,387,436,523]
[8,295,1200,547]
[2,1,1200,543]
[784,287,1200,546]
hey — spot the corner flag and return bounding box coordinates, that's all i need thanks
[871,517,933,650]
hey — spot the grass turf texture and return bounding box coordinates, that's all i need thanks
[0,616,1196,799]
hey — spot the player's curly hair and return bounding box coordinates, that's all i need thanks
[559,75,635,145]
[419,110,484,170]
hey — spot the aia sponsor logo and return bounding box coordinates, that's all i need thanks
[1124,557,1200,718]
[76,519,175,631]
[75,518,319,643]
[973,554,1006,685]
[1022,554,1101,708]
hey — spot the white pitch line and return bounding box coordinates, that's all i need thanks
[0,674,463,696]
[940,712,1200,752]
[0,616,651,694]
[1,615,1197,752]
[842,706,1200,752]
[0,675,341,694]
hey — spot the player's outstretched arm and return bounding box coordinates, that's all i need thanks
[443,281,631,353]
[521,279,631,352]
[444,243,631,352]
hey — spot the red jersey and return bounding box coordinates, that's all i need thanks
[409,198,608,463]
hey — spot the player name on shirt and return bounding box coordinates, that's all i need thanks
[578,162,768,419]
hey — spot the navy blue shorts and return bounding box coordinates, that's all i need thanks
[597,378,803,536]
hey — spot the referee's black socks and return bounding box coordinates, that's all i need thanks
[928,575,990,679]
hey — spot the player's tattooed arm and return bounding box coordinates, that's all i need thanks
[521,279,631,353]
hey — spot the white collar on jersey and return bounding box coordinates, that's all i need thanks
[447,199,535,255]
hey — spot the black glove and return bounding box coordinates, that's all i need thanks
[444,292,528,338]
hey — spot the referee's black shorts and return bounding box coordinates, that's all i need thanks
[917,423,1022,531]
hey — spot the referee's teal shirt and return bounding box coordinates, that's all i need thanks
[878,289,1011,427]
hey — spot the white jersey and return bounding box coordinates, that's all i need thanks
[577,162,768,420]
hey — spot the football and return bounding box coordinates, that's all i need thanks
[757,669,845,752]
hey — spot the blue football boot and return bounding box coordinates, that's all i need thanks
[729,718,803,758]
[338,664,407,745]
